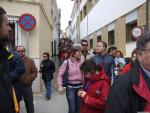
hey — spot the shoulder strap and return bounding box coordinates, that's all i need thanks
[66,60,69,70]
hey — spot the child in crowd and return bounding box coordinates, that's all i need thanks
[78,60,110,113]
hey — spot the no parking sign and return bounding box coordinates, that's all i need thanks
[19,13,36,31]
[18,13,36,56]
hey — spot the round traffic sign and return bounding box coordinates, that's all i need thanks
[131,26,143,39]
[19,13,36,31]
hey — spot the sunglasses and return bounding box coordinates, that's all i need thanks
[17,50,24,53]
[82,44,88,46]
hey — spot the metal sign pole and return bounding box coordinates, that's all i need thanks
[26,32,29,56]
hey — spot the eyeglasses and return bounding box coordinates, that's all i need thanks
[141,49,150,52]
[82,44,88,46]
[17,50,24,53]
[142,49,150,51]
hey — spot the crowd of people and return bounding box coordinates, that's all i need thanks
[56,22,150,113]
[1,6,150,113]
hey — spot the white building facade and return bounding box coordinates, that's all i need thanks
[77,0,149,56]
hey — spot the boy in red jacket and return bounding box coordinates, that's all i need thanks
[78,60,110,113]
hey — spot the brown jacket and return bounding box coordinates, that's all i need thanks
[20,56,37,86]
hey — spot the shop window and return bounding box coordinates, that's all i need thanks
[108,30,115,46]
[90,39,93,49]
[126,21,137,42]
[97,35,101,42]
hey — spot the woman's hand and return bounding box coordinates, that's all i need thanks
[58,86,64,95]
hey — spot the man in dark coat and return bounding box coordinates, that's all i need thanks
[39,52,55,100]
[9,50,25,102]
[105,32,150,113]
[0,6,16,113]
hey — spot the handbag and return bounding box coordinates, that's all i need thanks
[62,60,69,87]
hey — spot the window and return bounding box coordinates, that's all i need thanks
[108,30,115,46]
[126,21,137,42]
[97,35,101,42]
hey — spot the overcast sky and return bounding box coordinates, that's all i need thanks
[56,0,74,31]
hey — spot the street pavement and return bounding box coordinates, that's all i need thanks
[20,86,68,113]
[20,56,68,113]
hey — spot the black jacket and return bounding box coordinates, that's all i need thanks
[9,50,25,101]
[105,60,148,113]
[0,47,16,113]
[40,59,55,80]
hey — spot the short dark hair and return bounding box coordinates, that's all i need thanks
[80,60,102,73]
[137,32,150,51]
[107,46,117,53]
[81,39,88,44]
[0,7,6,28]
[97,41,107,50]
[43,52,50,58]
[115,50,123,57]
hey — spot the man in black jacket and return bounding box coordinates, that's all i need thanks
[0,6,16,113]
[39,52,55,100]
[105,32,150,113]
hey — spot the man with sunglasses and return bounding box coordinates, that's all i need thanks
[16,46,37,113]
[81,39,94,61]
[39,52,55,100]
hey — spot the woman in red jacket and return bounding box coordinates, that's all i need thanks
[78,60,110,113]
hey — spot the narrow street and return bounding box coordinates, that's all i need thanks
[20,56,68,113]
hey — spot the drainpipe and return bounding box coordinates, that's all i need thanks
[146,0,149,32]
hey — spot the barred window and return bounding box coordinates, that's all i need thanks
[108,30,115,46]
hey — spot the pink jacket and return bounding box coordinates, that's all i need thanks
[57,57,84,88]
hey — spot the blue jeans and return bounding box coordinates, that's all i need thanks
[66,87,81,113]
[44,80,51,97]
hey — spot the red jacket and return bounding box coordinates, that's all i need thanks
[80,70,110,113]
[120,64,131,75]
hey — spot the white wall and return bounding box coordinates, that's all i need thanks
[126,42,136,57]
[71,13,77,41]
[80,16,88,39]
[80,0,146,39]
